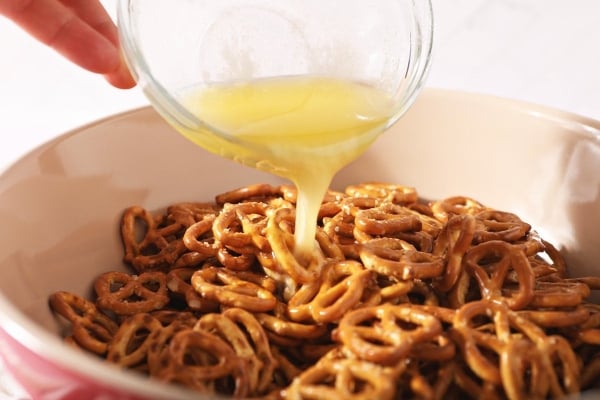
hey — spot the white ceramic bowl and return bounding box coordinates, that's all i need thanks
[0,88,599,399]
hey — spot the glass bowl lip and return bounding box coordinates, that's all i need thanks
[117,0,435,139]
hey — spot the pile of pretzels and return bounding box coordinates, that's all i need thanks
[49,182,600,399]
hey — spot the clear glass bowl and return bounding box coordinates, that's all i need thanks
[117,0,434,159]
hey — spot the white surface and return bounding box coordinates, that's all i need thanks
[1,0,600,171]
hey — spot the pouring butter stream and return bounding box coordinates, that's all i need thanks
[168,75,395,262]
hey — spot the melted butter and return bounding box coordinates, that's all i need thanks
[172,76,395,258]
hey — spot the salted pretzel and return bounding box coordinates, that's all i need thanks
[266,207,324,284]
[155,329,249,397]
[120,205,186,272]
[195,308,277,395]
[308,260,376,324]
[453,300,581,398]
[166,267,219,312]
[164,202,220,229]
[359,237,444,280]
[430,195,486,222]
[345,182,418,205]
[190,265,277,312]
[432,214,476,292]
[285,356,398,400]
[472,209,531,244]
[215,183,283,205]
[94,270,170,315]
[181,214,217,257]
[353,203,422,239]
[335,303,442,365]
[106,312,163,368]
[49,182,600,399]
[462,240,535,310]
[49,291,118,355]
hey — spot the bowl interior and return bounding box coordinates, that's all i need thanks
[0,88,599,397]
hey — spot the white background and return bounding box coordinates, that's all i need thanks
[0,0,599,171]
[0,0,600,397]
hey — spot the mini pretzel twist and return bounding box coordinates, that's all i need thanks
[433,214,476,292]
[155,329,249,397]
[359,237,444,280]
[106,313,163,368]
[181,214,217,257]
[191,266,277,312]
[166,202,219,229]
[336,304,442,365]
[285,357,397,400]
[266,207,323,284]
[48,291,118,355]
[353,203,422,239]
[345,182,418,205]
[215,183,283,205]
[49,181,600,398]
[195,308,277,396]
[166,267,220,312]
[309,260,376,324]
[120,205,186,272]
[430,196,486,223]
[463,240,535,310]
[94,270,170,315]
[473,210,531,244]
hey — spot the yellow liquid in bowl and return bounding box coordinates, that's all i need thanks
[173,76,395,257]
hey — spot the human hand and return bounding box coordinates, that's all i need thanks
[0,0,136,89]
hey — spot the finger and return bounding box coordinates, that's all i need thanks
[104,56,137,89]
[60,0,137,88]
[58,0,119,45]
[1,0,120,74]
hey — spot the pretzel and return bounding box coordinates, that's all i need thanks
[190,266,277,312]
[400,359,456,400]
[345,182,418,205]
[49,181,600,398]
[194,308,276,395]
[528,280,591,308]
[166,267,219,312]
[285,357,397,400]
[213,202,268,254]
[48,291,118,355]
[94,270,170,315]
[463,240,535,310]
[165,202,220,229]
[430,196,486,222]
[308,260,376,324]
[500,338,550,400]
[433,214,476,292]
[155,329,249,397]
[453,300,581,398]
[181,214,217,257]
[473,210,531,244]
[146,311,197,377]
[353,203,422,239]
[266,207,323,284]
[336,304,442,365]
[359,237,444,280]
[256,306,329,342]
[517,305,590,328]
[106,313,163,368]
[215,183,282,205]
[120,205,186,272]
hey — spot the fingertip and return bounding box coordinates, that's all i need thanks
[104,61,137,89]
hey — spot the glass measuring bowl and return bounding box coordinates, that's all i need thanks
[117,0,434,256]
